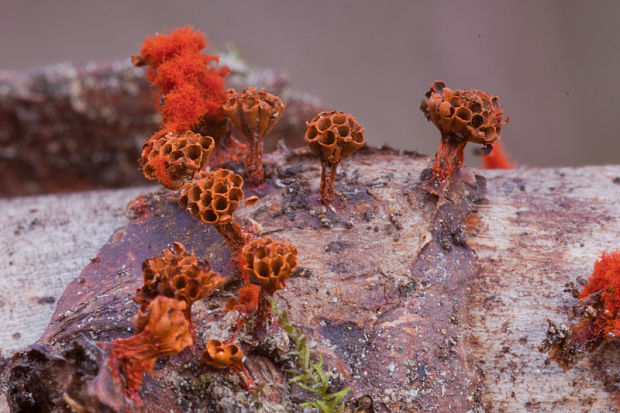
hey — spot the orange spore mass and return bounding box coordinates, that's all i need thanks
[578,250,620,337]
[151,155,173,188]
[138,26,229,132]
[482,141,514,170]
[226,284,260,315]
[140,26,207,69]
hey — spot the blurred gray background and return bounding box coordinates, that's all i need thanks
[2,0,619,167]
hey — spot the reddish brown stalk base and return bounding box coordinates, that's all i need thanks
[422,137,467,202]
[235,253,250,284]
[211,135,248,168]
[245,138,265,186]
[216,221,246,253]
[320,161,339,205]
[432,137,465,182]
[226,283,260,330]
[236,366,258,393]
[184,308,197,338]
[255,290,274,332]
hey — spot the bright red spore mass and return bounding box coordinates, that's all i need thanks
[138,26,229,132]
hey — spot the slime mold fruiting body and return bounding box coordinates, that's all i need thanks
[223,88,286,186]
[242,237,298,295]
[202,339,244,369]
[179,169,246,252]
[541,251,620,370]
[575,251,620,343]
[133,26,249,168]
[103,296,193,402]
[133,242,225,328]
[140,130,215,189]
[132,26,229,133]
[202,339,256,391]
[420,81,509,201]
[242,237,298,326]
[305,111,365,205]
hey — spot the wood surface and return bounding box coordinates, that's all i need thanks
[0,149,619,412]
[0,186,150,354]
[469,165,620,412]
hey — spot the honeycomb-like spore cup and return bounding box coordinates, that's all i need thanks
[305,111,365,166]
[419,81,510,200]
[202,339,244,369]
[133,242,225,319]
[305,111,365,205]
[420,81,508,147]
[223,87,285,141]
[179,169,246,251]
[242,237,298,295]
[179,169,244,224]
[223,87,286,186]
[140,130,215,189]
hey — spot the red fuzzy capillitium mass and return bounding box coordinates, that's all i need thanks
[135,26,230,132]
[482,141,514,170]
[578,250,620,338]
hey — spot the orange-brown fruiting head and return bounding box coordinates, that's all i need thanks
[134,242,225,311]
[202,339,244,369]
[223,87,285,186]
[105,296,192,400]
[578,250,620,338]
[179,169,244,226]
[305,111,365,167]
[419,81,509,193]
[140,130,215,189]
[420,81,509,147]
[223,88,286,141]
[242,238,298,295]
[132,296,193,356]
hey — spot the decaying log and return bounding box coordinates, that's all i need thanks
[0,55,320,198]
[468,165,620,412]
[0,147,619,412]
[0,187,149,353]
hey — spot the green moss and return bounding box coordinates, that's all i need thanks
[268,297,351,413]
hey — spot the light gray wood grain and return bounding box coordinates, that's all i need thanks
[0,186,151,356]
[469,166,620,412]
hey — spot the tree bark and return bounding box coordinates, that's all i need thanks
[1,147,619,412]
[0,57,321,198]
